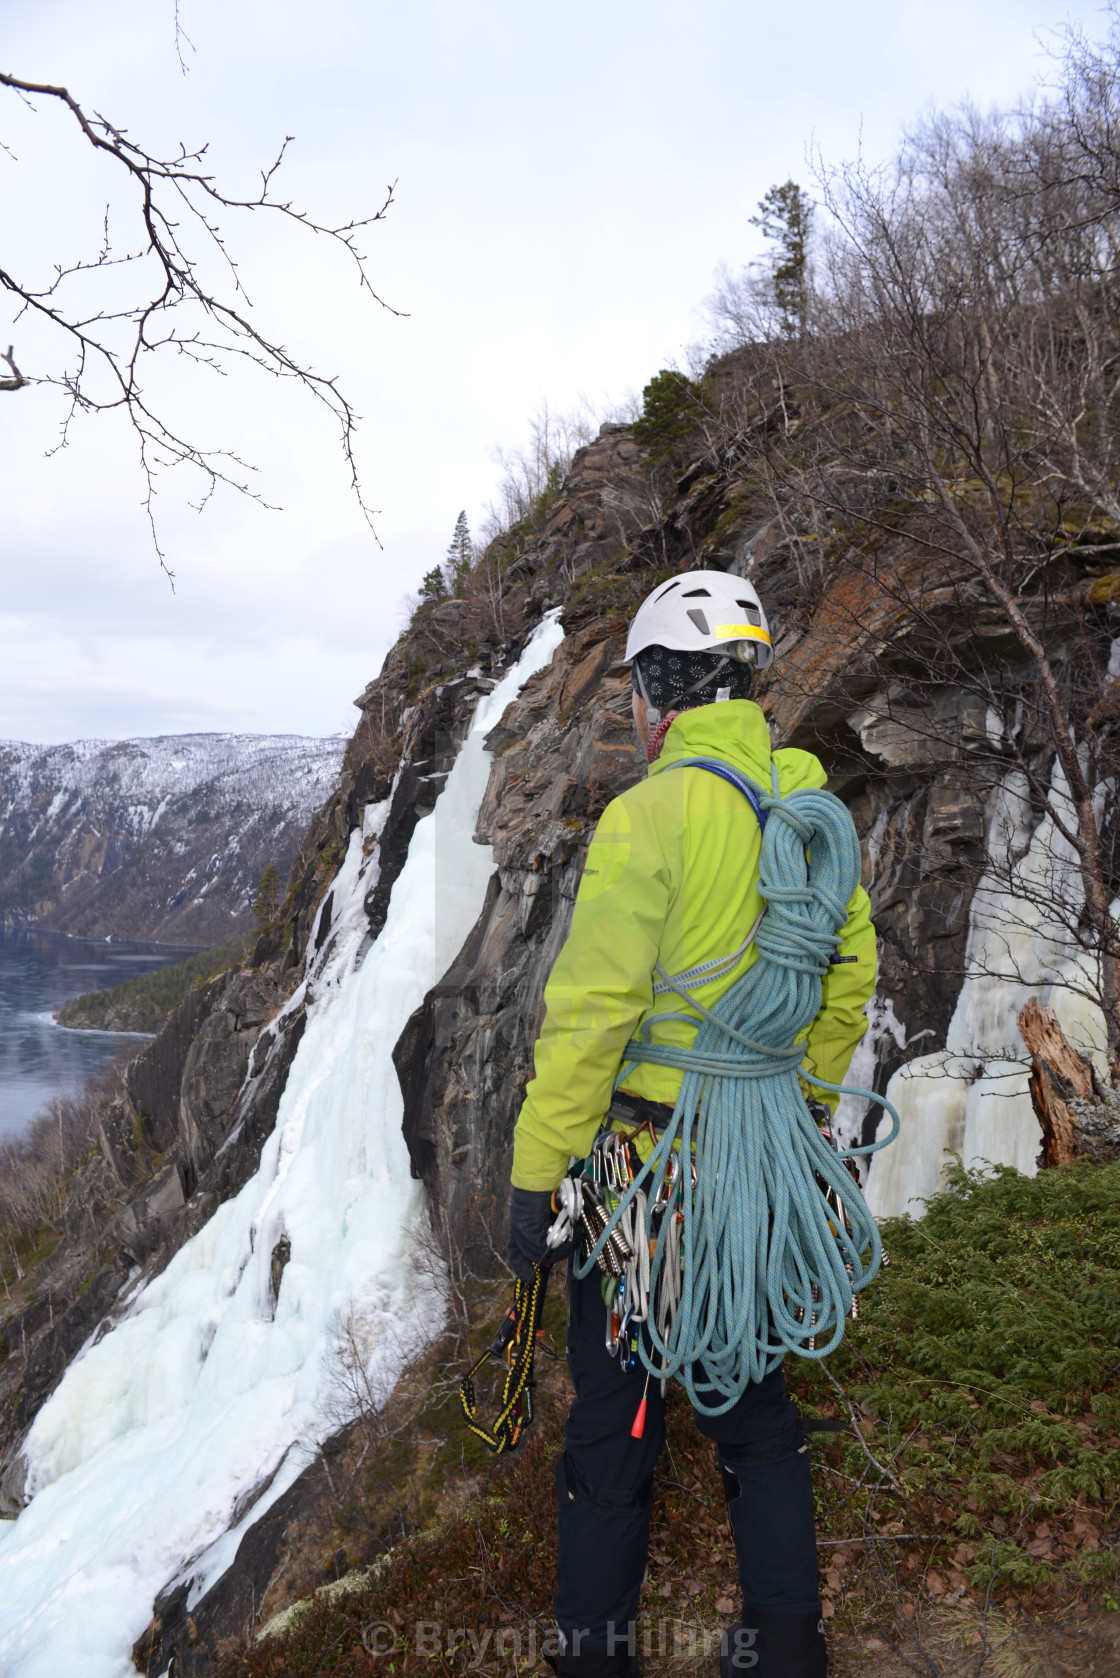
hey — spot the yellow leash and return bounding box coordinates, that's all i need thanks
[459,1262,551,1454]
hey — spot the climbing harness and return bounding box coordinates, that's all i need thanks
[459,1261,551,1454]
[561,756,899,1417]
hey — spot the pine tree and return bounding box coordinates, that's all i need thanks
[444,510,473,592]
[419,565,448,603]
[253,863,281,931]
[750,180,812,337]
[632,369,703,461]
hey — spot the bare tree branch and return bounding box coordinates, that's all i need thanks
[0,344,26,390]
[0,67,404,578]
[172,0,195,77]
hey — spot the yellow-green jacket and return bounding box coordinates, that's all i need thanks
[510,700,876,1192]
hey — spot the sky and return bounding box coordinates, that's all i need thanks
[0,0,1108,743]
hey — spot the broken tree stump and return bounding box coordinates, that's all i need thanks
[1017,997,1120,1167]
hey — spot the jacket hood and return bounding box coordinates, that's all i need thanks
[647,701,827,794]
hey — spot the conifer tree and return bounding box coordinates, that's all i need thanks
[750,180,812,337]
[419,566,448,603]
[444,510,473,592]
[632,369,703,462]
[253,863,281,931]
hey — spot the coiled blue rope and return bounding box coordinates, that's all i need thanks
[573,760,899,1415]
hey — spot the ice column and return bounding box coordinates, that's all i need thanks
[867,761,1108,1219]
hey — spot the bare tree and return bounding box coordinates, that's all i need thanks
[1,70,400,578]
[479,399,596,547]
[0,1054,128,1267]
[716,66,1120,1061]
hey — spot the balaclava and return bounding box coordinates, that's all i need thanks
[632,644,753,762]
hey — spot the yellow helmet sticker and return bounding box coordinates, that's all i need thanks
[715,623,772,644]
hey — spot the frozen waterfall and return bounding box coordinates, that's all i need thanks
[867,760,1109,1220]
[0,613,565,1678]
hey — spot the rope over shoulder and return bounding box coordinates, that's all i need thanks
[574,757,899,1416]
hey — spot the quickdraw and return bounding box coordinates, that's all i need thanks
[458,1261,551,1455]
[552,1127,685,1417]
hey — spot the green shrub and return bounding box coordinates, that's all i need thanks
[787,1159,1120,1593]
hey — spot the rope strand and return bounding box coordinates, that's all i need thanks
[573,766,898,1416]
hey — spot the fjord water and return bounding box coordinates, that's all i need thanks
[0,926,196,1142]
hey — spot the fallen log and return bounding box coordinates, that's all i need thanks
[1018,998,1120,1167]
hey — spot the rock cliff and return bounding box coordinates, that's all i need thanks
[1,355,1117,1669]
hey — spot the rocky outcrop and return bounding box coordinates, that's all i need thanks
[176,971,286,1183]
[2,370,1115,1653]
[0,732,346,943]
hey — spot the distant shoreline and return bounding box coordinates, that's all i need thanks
[0,921,207,951]
[51,1015,157,1038]
[52,938,246,1036]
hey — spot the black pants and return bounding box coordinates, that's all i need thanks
[556,1268,821,1655]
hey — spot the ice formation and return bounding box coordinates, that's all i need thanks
[867,761,1109,1219]
[832,992,907,1157]
[0,614,565,1678]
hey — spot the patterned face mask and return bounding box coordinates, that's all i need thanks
[631,644,754,721]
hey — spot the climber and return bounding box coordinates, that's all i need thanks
[506,570,877,1678]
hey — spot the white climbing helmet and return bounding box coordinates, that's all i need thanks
[624,570,774,670]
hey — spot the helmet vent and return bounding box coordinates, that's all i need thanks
[681,587,711,597]
[686,608,710,635]
[654,580,682,601]
[736,600,761,624]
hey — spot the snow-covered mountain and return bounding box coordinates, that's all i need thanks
[0,734,347,944]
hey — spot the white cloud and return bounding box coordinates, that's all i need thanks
[0,0,1102,740]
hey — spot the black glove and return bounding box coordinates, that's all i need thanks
[506,1186,559,1284]
[807,1100,832,1132]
